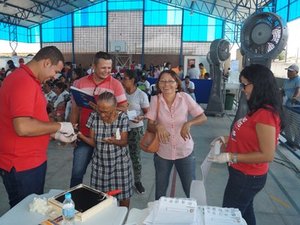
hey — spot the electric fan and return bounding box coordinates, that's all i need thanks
[205,39,231,116]
[240,12,288,68]
[232,12,288,127]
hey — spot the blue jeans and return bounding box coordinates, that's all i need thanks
[154,152,195,200]
[0,161,47,208]
[70,140,94,187]
[223,166,267,225]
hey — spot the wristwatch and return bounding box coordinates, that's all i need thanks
[232,152,238,163]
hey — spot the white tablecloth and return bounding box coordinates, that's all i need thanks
[0,189,127,225]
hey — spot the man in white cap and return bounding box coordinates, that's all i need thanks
[282,64,300,148]
[283,64,300,106]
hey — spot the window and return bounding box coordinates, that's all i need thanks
[42,15,72,42]
[74,2,106,27]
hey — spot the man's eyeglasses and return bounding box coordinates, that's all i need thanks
[240,83,252,89]
[159,80,176,84]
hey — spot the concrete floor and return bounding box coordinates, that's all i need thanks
[1,114,300,225]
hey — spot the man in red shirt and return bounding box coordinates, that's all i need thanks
[70,51,127,187]
[0,46,75,208]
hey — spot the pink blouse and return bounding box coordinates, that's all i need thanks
[146,92,204,160]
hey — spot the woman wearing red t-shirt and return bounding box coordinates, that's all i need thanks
[209,64,284,225]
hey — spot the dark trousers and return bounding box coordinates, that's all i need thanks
[0,161,47,208]
[154,153,195,200]
[222,166,267,225]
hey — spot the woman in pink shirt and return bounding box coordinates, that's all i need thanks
[146,70,207,200]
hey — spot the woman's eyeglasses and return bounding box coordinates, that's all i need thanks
[240,83,252,89]
[159,80,176,84]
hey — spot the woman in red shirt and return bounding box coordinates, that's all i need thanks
[209,64,284,225]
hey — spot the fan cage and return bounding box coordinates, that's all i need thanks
[241,12,288,59]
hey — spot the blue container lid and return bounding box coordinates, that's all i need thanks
[65,192,72,199]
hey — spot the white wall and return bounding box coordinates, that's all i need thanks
[0,40,40,55]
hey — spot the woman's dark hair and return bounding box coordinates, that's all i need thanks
[7,60,16,70]
[54,81,67,92]
[240,64,284,129]
[156,70,182,94]
[124,69,138,84]
[165,62,171,68]
[97,91,117,106]
[73,68,83,78]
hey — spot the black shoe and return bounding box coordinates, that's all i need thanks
[135,182,145,194]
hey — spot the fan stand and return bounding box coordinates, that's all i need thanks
[205,39,230,116]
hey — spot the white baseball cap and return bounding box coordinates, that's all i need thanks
[286,64,299,72]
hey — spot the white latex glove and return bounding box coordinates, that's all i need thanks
[58,122,75,136]
[208,153,231,163]
[54,132,77,143]
[211,140,222,155]
[210,136,225,146]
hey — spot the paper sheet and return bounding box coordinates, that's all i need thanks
[127,110,138,121]
[143,197,198,225]
[202,206,245,225]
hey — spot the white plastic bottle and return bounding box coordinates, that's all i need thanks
[115,128,121,140]
[62,192,75,225]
